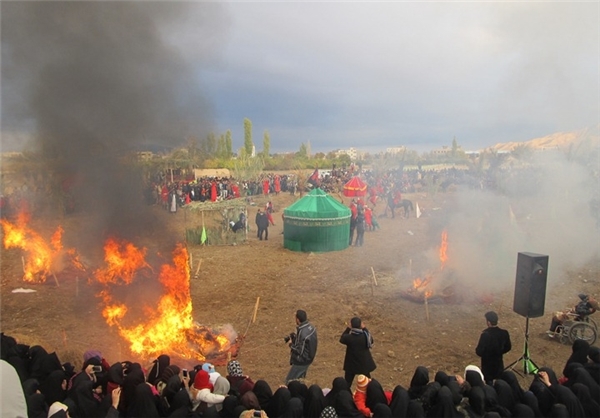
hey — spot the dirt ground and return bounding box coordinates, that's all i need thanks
[1,190,598,393]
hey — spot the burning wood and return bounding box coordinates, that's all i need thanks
[1,214,86,283]
[400,230,489,311]
[2,212,238,364]
[96,242,238,364]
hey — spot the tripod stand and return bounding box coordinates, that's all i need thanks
[506,316,539,377]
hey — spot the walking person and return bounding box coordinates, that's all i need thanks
[285,310,318,384]
[340,317,376,387]
[354,208,366,246]
[475,311,512,384]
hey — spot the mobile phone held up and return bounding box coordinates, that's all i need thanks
[253,411,262,417]
[92,365,102,373]
[182,369,188,378]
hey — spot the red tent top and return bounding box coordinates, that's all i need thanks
[343,176,367,197]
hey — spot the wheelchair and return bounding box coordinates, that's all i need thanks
[553,312,597,345]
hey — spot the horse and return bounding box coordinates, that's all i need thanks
[398,199,413,218]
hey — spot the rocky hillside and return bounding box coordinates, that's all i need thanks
[489,125,599,152]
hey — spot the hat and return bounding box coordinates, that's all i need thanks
[296,310,307,323]
[48,402,69,418]
[227,360,243,377]
[356,374,370,392]
[193,370,213,391]
[484,311,498,325]
[202,363,216,374]
[350,317,362,329]
[320,406,338,418]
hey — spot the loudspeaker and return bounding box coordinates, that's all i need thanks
[513,252,549,318]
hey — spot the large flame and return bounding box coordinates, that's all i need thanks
[2,213,63,282]
[96,241,235,362]
[1,214,86,282]
[94,238,151,285]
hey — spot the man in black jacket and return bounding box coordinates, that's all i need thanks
[475,311,511,384]
[285,309,317,384]
[340,317,376,387]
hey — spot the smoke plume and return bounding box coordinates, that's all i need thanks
[1,2,227,248]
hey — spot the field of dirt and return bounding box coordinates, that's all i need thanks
[1,190,598,392]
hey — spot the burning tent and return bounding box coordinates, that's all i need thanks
[283,188,352,252]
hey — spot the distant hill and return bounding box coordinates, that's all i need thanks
[489,125,600,152]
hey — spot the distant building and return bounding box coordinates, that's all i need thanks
[335,147,366,161]
[137,151,155,161]
[385,146,406,155]
[431,146,452,155]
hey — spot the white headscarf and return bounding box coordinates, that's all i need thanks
[464,364,485,382]
[0,360,27,418]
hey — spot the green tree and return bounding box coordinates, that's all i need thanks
[216,134,226,159]
[297,142,308,158]
[201,132,217,157]
[262,130,271,158]
[225,130,233,157]
[451,137,458,157]
[244,118,254,156]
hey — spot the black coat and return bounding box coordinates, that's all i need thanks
[475,326,511,382]
[340,328,376,375]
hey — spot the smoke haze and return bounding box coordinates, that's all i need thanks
[433,151,599,297]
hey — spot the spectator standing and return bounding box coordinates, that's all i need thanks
[340,317,376,387]
[256,210,270,240]
[285,310,318,384]
[475,311,512,384]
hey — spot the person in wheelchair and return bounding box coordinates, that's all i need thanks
[547,293,598,337]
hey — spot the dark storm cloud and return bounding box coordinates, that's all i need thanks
[1,1,227,244]
[207,2,598,153]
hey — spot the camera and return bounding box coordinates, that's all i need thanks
[284,333,296,343]
[253,410,262,417]
[182,369,188,378]
[91,365,102,373]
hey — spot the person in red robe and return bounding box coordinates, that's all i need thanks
[364,206,373,231]
[368,187,377,207]
[274,176,281,195]
[210,181,217,202]
[262,179,270,196]
[161,185,169,210]
[231,183,240,198]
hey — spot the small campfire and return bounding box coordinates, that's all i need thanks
[400,230,493,306]
[2,214,238,365]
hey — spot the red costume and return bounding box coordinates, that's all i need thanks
[210,182,217,202]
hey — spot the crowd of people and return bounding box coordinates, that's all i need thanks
[1,307,599,418]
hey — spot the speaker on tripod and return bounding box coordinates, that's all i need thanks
[507,252,549,375]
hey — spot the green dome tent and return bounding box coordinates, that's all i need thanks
[283,188,352,252]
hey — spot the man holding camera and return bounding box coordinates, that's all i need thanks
[285,309,318,384]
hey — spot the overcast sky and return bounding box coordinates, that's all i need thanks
[2,1,598,154]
